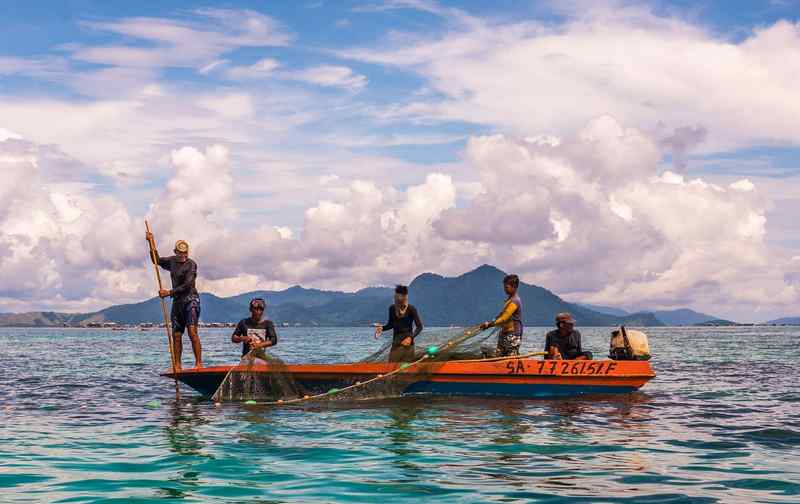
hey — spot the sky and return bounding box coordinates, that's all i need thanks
[1,0,800,322]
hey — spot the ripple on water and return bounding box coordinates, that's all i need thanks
[1,326,800,503]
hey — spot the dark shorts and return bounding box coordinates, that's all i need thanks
[389,344,415,363]
[389,333,415,362]
[171,298,200,334]
[497,331,522,357]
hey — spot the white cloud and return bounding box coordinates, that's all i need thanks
[3,118,799,321]
[288,65,367,91]
[198,59,229,75]
[730,179,756,192]
[225,58,281,79]
[197,93,255,119]
[74,9,290,69]
[340,5,800,152]
[383,115,791,320]
[0,137,143,310]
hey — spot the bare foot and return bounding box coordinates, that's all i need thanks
[192,362,203,369]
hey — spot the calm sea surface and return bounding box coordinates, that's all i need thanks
[1,326,799,503]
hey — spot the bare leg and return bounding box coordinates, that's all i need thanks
[172,331,183,370]
[187,325,203,368]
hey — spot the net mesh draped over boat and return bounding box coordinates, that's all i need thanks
[211,325,502,403]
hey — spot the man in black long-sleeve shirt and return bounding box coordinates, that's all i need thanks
[374,285,424,362]
[146,235,203,370]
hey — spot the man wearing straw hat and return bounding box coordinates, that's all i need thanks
[146,236,203,370]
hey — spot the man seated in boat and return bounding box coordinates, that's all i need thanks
[231,298,277,363]
[374,285,424,362]
[544,313,593,360]
[146,235,203,370]
[480,274,523,357]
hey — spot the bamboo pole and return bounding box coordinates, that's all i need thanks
[145,221,179,378]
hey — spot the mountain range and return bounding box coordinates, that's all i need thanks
[0,264,727,328]
[765,317,800,325]
[580,305,721,326]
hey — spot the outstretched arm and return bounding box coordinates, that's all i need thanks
[493,301,518,326]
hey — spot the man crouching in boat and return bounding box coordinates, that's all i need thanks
[375,285,424,362]
[147,236,202,370]
[231,298,277,364]
[480,274,523,357]
[545,313,593,360]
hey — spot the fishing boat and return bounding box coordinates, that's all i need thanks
[163,356,655,399]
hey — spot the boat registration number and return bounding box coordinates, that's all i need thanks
[506,360,618,375]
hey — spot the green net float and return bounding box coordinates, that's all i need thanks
[244,400,257,405]
[327,388,340,395]
[426,345,439,356]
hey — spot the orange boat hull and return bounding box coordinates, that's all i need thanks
[164,357,655,399]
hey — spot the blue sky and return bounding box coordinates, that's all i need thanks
[1,0,800,321]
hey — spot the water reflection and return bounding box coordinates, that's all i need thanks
[164,399,209,456]
[160,399,213,499]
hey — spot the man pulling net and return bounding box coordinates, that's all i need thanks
[212,297,302,402]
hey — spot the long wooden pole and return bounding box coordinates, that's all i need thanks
[145,220,178,376]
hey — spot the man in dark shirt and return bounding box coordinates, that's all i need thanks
[374,285,424,362]
[146,235,203,370]
[544,312,593,360]
[231,298,277,363]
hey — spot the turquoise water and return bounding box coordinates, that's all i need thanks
[1,326,799,503]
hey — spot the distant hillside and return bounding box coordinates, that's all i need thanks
[0,311,85,327]
[693,318,738,326]
[649,309,719,326]
[578,304,630,317]
[0,264,664,327]
[576,304,724,326]
[766,317,800,325]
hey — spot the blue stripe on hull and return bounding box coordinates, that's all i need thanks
[402,381,638,397]
[179,375,639,399]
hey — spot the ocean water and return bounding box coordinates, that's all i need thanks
[1,326,799,503]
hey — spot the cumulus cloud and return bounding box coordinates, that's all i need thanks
[3,116,799,320]
[428,116,797,318]
[0,137,143,310]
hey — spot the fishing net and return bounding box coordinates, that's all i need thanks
[360,325,499,363]
[211,325,503,404]
[211,350,305,402]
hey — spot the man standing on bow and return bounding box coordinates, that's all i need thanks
[480,274,524,357]
[146,234,203,370]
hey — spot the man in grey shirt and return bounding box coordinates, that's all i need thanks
[544,312,593,360]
